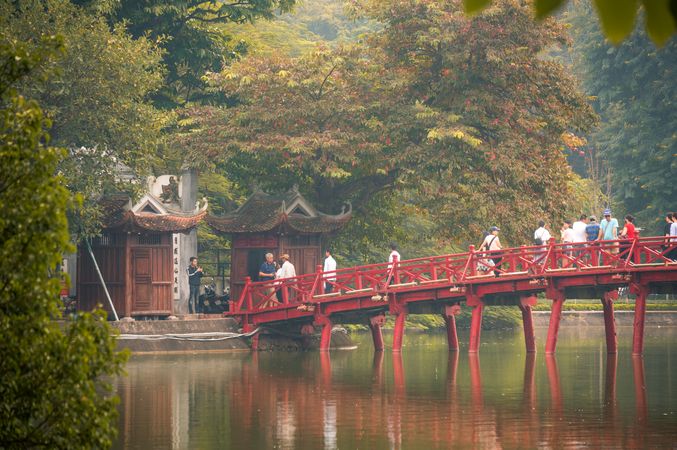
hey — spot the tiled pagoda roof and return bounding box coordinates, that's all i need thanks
[207,188,351,234]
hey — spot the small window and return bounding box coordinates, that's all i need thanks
[93,233,116,246]
[290,206,310,216]
[138,233,162,245]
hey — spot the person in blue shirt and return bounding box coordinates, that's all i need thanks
[258,253,277,282]
[585,215,600,241]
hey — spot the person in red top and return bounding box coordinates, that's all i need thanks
[619,214,636,260]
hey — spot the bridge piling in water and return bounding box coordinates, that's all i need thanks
[467,296,484,353]
[601,290,619,354]
[631,283,649,355]
[314,314,333,351]
[391,305,407,352]
[368,314,386,351]
[442,305,460,351]
[545,290,565,355]
[519,295,538,353]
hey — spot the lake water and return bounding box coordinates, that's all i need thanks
[114,327,677,449]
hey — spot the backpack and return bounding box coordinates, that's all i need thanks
[534,229,545,246]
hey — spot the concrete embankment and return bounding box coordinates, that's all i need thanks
[531,310,677,327]
[111,311,677,354]
[112,317,356,353]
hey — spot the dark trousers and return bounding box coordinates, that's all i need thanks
[325,282,333,294]
[189,284,200,314]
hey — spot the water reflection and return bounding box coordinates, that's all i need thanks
[115,330,677,450]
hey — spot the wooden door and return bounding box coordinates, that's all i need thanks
[132,248,152,310]
[287,247,320,276]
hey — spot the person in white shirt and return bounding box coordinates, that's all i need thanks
[388,243,401,267]
[323,249,337,293]
[534,220,551,264]
[561,220,575,243]
[571,215,588,243]
[480,226,502,277]
[279,254,296,279]
[387,243,401,284]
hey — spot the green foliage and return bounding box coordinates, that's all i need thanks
[107,0,297,107]
[180,1,595,254]
[463,0,677,45]
[0,38,126,449]
[1,0,169,170]
[569,2,676,231]
[356,0,596,243]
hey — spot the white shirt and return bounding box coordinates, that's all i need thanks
[323,255,337,281]
[534,227,551,244]
[279,260,296,279]
[274,267,284,285]
[572,221,587,243]
[671,222,677,240]
[388,250,401,268]
[561,228,575,243]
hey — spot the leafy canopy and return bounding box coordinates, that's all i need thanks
[0,36,126,449]
[181,0,595,249]
[463,0,677,46]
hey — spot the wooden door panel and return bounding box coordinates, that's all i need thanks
[132,249,152,310]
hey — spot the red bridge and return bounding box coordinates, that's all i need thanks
[227,237,677,355]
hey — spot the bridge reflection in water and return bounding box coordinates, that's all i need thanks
[114,331,677,449]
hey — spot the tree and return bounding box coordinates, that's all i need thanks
[180,0,595,248]
[105,0,297,107]
[1,0,169,171]
[569,2,676,230]
[463,0,677,46]
[0,37,126,449]
[355,0,597,241]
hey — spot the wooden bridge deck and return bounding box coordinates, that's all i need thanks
[226,236,677,354]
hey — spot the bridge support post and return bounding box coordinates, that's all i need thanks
[313,314,333,352]
[391,304,407,352]
[467,295,483,353]
[601,290,619,354]
[368,314,386,351]
[631,283,649,355]
[545,290,565,355]
[519,295,538,353]
[442,305,461,351]
[243,322,259,351]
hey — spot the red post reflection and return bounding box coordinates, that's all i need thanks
[320,351,332,387]
[545,355,562,415]
[604,354,618,418]
[632,355,648,424]
[523,353,537,412]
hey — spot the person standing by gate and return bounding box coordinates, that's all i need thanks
[187,256,204,314]
[323,249,337,293]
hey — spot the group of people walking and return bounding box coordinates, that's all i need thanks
[475,208,676,276]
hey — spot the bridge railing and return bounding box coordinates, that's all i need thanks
[231,237,677,313]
